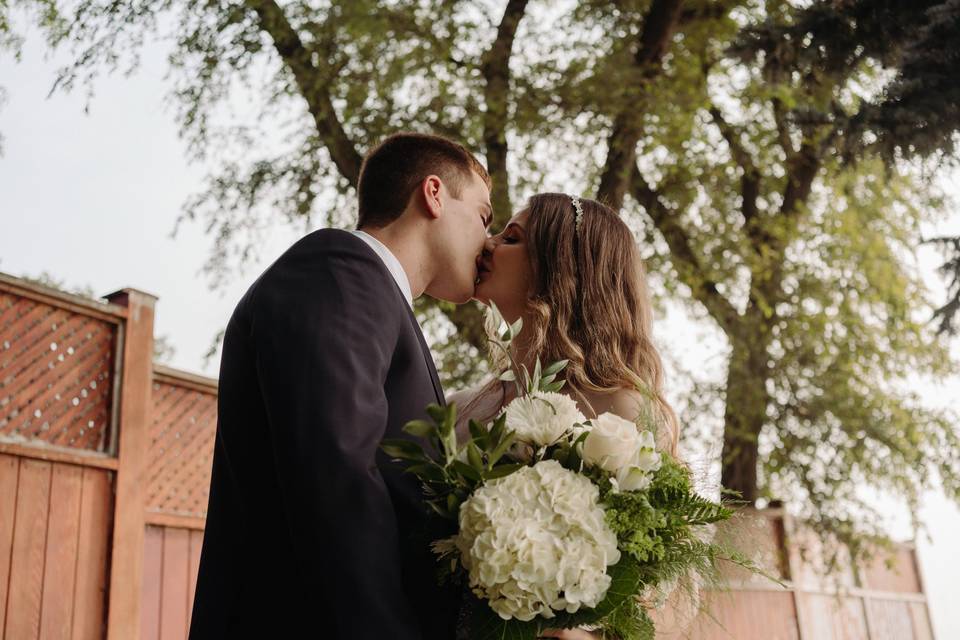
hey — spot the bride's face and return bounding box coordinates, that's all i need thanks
[474,209,533,321]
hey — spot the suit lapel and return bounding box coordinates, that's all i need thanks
[340,229,445,406]
[407,309,446,407]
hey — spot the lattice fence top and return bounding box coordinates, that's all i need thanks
[146,379,217,519]
[0,291,117,452]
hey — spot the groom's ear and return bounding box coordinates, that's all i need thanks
[420,175,444,220]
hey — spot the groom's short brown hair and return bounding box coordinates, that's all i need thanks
[356,132,491,229]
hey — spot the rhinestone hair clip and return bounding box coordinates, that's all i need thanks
[571,195,585,232]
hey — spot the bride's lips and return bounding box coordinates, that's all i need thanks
[475,258,491,285]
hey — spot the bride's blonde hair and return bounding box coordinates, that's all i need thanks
[470,193,680,456]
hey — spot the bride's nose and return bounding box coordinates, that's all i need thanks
[483,235,497,253]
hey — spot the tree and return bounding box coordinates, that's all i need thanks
[3,0,958,559]
[744,0,960,334]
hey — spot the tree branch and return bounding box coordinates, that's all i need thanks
[596,0,685,209]
[709,104,761,229]
[630,165,741,333]
[244,0,363,187]
[481,0,530,226]
[771,96,796,159]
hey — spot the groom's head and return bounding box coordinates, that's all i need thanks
[357,132,492,303]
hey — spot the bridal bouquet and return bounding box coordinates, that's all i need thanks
[382,307,756,639]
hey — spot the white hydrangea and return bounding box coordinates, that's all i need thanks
[504,392,585,448]
[454,460,620,621]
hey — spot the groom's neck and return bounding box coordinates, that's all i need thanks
[359,223,432,299]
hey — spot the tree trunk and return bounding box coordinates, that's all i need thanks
[720,331,770,504]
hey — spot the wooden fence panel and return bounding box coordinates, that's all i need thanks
[141,526,163,640]
[5,458,52,639]
[38,463,84,639]
[865,598,917,640]
[0,273,943,640]
[796,593,870,640]
[0,453,20,634]
[0,291,117,453]
[692,590,800,640]
[146,379,216,522]
[71,466,113,640]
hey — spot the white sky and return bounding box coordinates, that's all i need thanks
[2,25,958,639]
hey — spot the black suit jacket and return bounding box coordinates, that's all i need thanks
[188,228,458,639]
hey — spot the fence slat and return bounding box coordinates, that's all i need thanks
[159,528,190,640]
[0,453,20,634]
[71,467,112,640]
[38,463,83,639]
[140,526,163,640]
[4,458,52,639]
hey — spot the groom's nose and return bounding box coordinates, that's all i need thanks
[483,236,497,253]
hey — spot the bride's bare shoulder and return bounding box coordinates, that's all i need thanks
[582,387,646,421]
[595,387,677,453]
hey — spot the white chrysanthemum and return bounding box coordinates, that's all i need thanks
[454,460,620,621]
[503,392,585,447]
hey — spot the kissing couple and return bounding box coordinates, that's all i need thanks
[187,131,681,639]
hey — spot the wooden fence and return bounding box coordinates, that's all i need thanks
[0,271,937,639]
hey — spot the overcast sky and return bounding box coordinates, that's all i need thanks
[2,23,959,638]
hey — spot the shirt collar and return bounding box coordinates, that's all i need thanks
[350,229,414,308]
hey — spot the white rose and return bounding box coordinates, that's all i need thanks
[582,412,649,472]
[633,429,662,473]
[504,392,585,447]
[611,465,653,492]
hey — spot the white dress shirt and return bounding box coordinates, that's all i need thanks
[349,229,414,308]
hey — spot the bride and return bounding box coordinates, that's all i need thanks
[448,193,697,639]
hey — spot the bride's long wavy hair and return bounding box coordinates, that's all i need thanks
[471,193,680,456]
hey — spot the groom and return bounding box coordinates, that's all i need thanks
[188,132,493,639]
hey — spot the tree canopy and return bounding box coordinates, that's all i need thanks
[3,0,958,561]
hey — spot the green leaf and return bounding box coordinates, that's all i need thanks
[499,369,516,382]
[542,359,569,377]
[404,462,446,483]
[468,419,489,447]
[468,598,541,640]
[488,431,517,467]
[380,439,428,462]
[543,380,566,392]
[467,441,484,470]
[426,404,447,425]
[451,459,483,482]
[488,414,507,450]
[484,462,524,480]
[446,492,462,514]
[403,419,436,439]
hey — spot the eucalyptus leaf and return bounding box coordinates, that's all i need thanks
[542,359,570,377]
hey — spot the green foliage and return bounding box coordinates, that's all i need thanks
[4,0,959,568]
